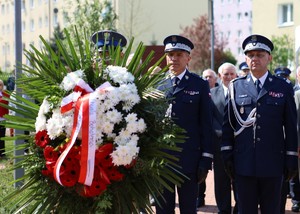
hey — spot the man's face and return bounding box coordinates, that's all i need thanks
[219,66,237,87]
[166,50,191,76]
[203,70,217,88]
[245,50,272,75]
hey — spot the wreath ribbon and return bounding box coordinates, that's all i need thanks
[54,79,112,186]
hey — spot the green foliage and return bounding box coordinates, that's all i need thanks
[2,27,185,214]
[270,34,294,71]
[65,0,117,41]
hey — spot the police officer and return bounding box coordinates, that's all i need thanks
[90,30,127,64]
[274,66,291,79]
[275,66,300,213]
[221,34,298,214]
[238,62,250,77]
[156,35,213,214]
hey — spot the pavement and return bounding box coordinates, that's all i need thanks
[160,170,295,214]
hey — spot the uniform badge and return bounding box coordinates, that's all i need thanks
[240,106,244,114]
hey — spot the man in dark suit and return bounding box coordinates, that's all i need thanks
[156,35,213,214]
[211,62,238,214]
[221,34,298,214]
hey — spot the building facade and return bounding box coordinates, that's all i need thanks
[252,0,300,68]
[0,0,208,72]
[0,0,67,72]
[214,0,252,65]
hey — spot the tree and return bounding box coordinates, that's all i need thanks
[49,24,65,54]
[64,0,117,39]
[270,34,294,72]
[181,15,236,74]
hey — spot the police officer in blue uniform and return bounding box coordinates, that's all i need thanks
[156,35,213,214]
[239,62,250,77]
[91,30,127,52]
[221,34,298,214]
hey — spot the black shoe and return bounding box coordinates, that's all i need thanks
[292,203,300,212]
[197,198,205,208]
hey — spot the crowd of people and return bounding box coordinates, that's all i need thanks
[153,33,300,214]
[1,29,300,214]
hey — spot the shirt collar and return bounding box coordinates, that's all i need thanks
[170,69,187,80]
[251,71,268,86]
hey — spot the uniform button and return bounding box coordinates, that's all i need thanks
[190,100,193,103]
[172,112,176,116]
[257,102,261,106]
[172,101,176,104]
[257,114,261,118]
[257,125,261,129]
[257,138,261,142]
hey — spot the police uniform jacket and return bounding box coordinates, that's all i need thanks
[158,70,213,173]
[221,72,298,177]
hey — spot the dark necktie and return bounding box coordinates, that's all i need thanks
[173,77,180,90]
[255,79,261,94]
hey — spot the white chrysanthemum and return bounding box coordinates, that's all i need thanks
[101,120,114,135]
[60,69,84,91]
[102,98,114,111]
[46,108,64,139]
[111,143,139,166]
[39,98,51,115]
[125,113,138,123]
[106,109,123,124]
[95,132,104,145]
[136,119,146,133]
[35,114,47,132]
[126,122,139,134]
[105,89,121,106]
[105,66,134,84]
[125,93,141,106]
[61,111,74,137]
[114,132,130,146]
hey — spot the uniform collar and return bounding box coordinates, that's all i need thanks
[251,71,268,86]
[170,69,187,80]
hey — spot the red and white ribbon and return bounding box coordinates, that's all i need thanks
[54,80,112,186]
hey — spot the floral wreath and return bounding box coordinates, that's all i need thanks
[3,28,185,214]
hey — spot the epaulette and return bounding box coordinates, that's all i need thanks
[231,75,246,83]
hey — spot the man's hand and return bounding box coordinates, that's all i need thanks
[197,168,208,184]
[285,169,298,182]
[224,160,235,181]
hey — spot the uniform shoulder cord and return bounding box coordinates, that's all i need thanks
[228,82,257,136]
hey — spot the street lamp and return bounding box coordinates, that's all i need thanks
[208,0,215,70]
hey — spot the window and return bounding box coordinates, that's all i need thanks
[21,0,25,11]
[237,30,242,38]
[44,16,49,27]
[227,14,231,21]
[227,31,231,38]
[237,12,242,21]
[1,25,5,35]
[53,13,58,27]
[6,24,9,34]
[30,19,35,31]
[6,4,9,14]
[30,0,35,9]
[221,15,224,22]
[1,4,5,15]
[22,21,26,32]
[278,4,293,26]
[39,17,42,28]
[238,47,243,55]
